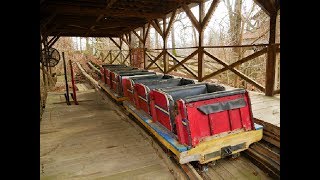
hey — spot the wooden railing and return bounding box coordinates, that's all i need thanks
[101,49,130,65]
[144,44,280,95]
[98,0,280,96]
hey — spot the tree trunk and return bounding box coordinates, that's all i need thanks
[86,37,90,53]
[79,37,82,52]
[171,23,178,71]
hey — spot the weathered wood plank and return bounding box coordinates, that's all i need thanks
[40,84,175,179]
[181,4,201,32]
[167,49,199,73]
[202,48,268,80]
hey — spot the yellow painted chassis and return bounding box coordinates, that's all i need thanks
[124,101,263,164]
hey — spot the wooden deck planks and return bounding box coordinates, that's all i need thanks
[249,92,280,128]
[202,157,272,180]
[40,90,175,179]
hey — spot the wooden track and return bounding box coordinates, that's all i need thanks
[43,62,273,180]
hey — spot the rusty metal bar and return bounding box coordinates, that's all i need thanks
[62,52,71,105]
[69,60,78,105]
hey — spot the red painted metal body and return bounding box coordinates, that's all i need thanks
[134,83,150,113]
[149,83,254,147]
[121,74,158,100]
[122,75,174,105]
[110,70,152,93]
[100,67,105,83]
[101,65,129,86]
[105,67,132,87]
[149,90,172,131]
[175,90,254,147]
[134,78,195,115]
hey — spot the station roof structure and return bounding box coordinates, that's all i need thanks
[40,0,279,37]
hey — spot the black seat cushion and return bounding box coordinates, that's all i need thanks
[132,75,174,84]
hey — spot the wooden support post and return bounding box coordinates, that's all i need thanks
[40,34,47,106]
[143,26,147,69]
[43,37,52,85]
[119,37,123,64]
[163,17,168,73]
[265,12,277,96]
[62,52,71,105]
[129,33,132,66]
[198,1,205,81]
[109,50,112,63]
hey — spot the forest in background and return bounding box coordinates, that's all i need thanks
[50,0,280,93]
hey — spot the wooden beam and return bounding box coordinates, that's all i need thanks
[163,17,169,73]
[119,37,123,49]
[265,12,277,96]
[109,37,121,49]
[47,35,57,45]
[146,51,165,69]
[201,0,220,30]
[44,4,164,18]
[167,49,199,73]
[48,36,60,48]
[124,33,129,42]
[129,33,132,65]
[165,8,177,39]
[85,0,119,36]
[121,36,131,49]
[167,51,197,78]
[253,0,279,16]
[198,1,205,81]
[110,51,121,64]
[202,47,268,80]
[40,13,56,32]
[143,23,151,44]
[182,4,200,32]
[145,52,164,73]
[122,53,130,64]
[204,50,265,91]
[153,19,164,37]
[143,26,147,69]
[109,50,112,63]
[132,30,144,44]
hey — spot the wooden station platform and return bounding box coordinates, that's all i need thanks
[40,89,174,179]
[40,81,272,180]
[250,92,280,128]
[249,91,280,148]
